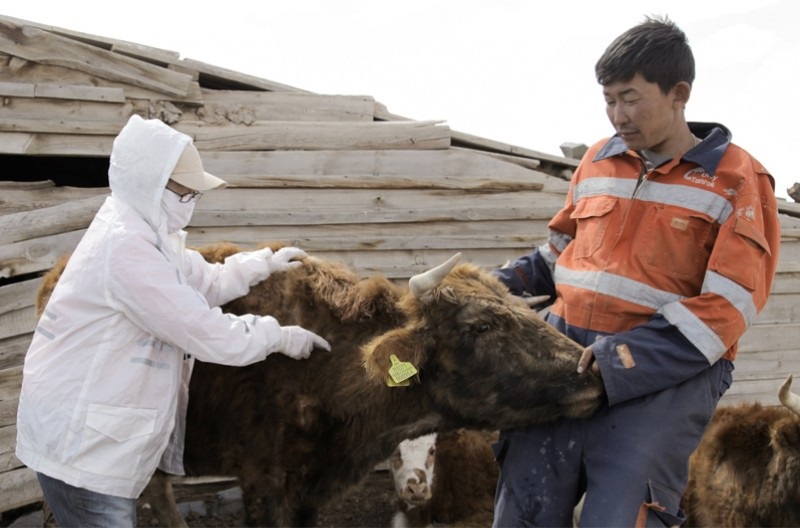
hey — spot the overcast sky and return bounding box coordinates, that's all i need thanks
[4,0,796,199]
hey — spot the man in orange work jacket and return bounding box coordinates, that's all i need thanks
[492,15,780,527]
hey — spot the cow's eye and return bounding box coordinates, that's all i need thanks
[472,323,491,334]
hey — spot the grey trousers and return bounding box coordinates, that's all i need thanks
[493,360,732,527]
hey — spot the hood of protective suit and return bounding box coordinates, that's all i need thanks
[109,115,192,233]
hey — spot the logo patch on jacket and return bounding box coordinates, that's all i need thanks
[683,167,716,188]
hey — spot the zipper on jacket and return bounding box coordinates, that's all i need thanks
[633,158,648,196]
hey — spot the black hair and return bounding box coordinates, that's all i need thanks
[595,15,695,94]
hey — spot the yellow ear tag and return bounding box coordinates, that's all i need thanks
[386,376,411,387]
[388,354,417,385]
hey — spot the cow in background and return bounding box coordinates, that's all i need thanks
[390,429,498,528]
[682,374,800,527]
[37,244,604,527]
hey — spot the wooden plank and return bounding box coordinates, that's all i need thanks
[0,14,180,60]
[771,267,800,295]
[191,188,563,226]
[0,131,113,156]
[738,322,800,353]
[721,378,784,406]
[0,117,124,136]
[0,308,36,342]
[186,219,550,252]
[199,149,558,191]
[300,247,530,280]
[0,18,193,98]
[0,97,130,134]
[0,81,33,97]
[0,334,31,372]
[0,195,105,245]
[0,229,85,279]
[0,187,107,215]
[778,199,800,218]
[753,292,800,325]
[0,366,22,401]
[451,129,578,170]
[33,83,126,103]
[176,121,451,151]
[0,466,42,513]
[373,105,576,175]
[200,90,375,123]
[0,54,204,104]
[0,279,37,316]
[0,396,17,428]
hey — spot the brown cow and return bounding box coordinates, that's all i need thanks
[36,243,604,527]
[390,429,498,528]
[682,375,800,527]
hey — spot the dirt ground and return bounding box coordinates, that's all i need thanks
[136,470,398,528]
[0,471,397,528]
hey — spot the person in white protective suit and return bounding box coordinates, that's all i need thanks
[15,114,330,527]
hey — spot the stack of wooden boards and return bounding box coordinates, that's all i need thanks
[1,14,799,516]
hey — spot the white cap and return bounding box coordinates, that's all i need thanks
[170,143,227,191]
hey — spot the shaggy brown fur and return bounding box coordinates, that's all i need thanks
[682,401,800,527]
[37,243,604,527]
[430,429,498,527]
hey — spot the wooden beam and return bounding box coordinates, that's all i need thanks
[0,54,204,104]
[176,121,450,151]
[0,230,85,279]
[186,219,549,252]
[200,90,375,123]
[200,149,554,191]
[0,18,193,97]
[190,188,562,226]
[0,334,31,372]
[0,466,41,513]
[0,131,113,156]
[0,187,107,216]
[0,195,105,245]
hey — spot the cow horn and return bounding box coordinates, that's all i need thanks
[778,374,800,417]
[409,253,462,298]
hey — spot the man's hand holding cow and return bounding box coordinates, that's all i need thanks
[577,345,601,376]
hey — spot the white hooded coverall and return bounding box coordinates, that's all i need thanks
[16,115,286,498]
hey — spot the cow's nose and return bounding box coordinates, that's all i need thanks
[403,479,430,501]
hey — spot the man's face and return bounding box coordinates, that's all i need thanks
[603,73,685,154]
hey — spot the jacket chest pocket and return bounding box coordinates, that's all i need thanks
[639,208,715,280]
[569,196,619,259]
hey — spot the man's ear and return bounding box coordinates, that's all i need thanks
[673,81,692,106]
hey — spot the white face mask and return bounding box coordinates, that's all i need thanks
[161,189,196,233]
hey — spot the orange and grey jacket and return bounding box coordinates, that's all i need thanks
[495,123,780,405]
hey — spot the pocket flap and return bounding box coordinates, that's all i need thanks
[734,216,771,255]
[570,196,617,220]
[86,403,157,443]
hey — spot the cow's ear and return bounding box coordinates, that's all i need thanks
[361,325,429,384]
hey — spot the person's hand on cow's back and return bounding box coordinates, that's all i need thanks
[272,325,331,360]
[259,246,308,276]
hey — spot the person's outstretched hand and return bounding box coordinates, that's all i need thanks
[275,326,331,360]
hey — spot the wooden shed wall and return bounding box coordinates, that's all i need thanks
[1,15,799,514]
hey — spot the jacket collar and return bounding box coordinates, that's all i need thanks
[593,122,732,176]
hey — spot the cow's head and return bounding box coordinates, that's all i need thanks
[362,254,605,430]
[389,433,437,507]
